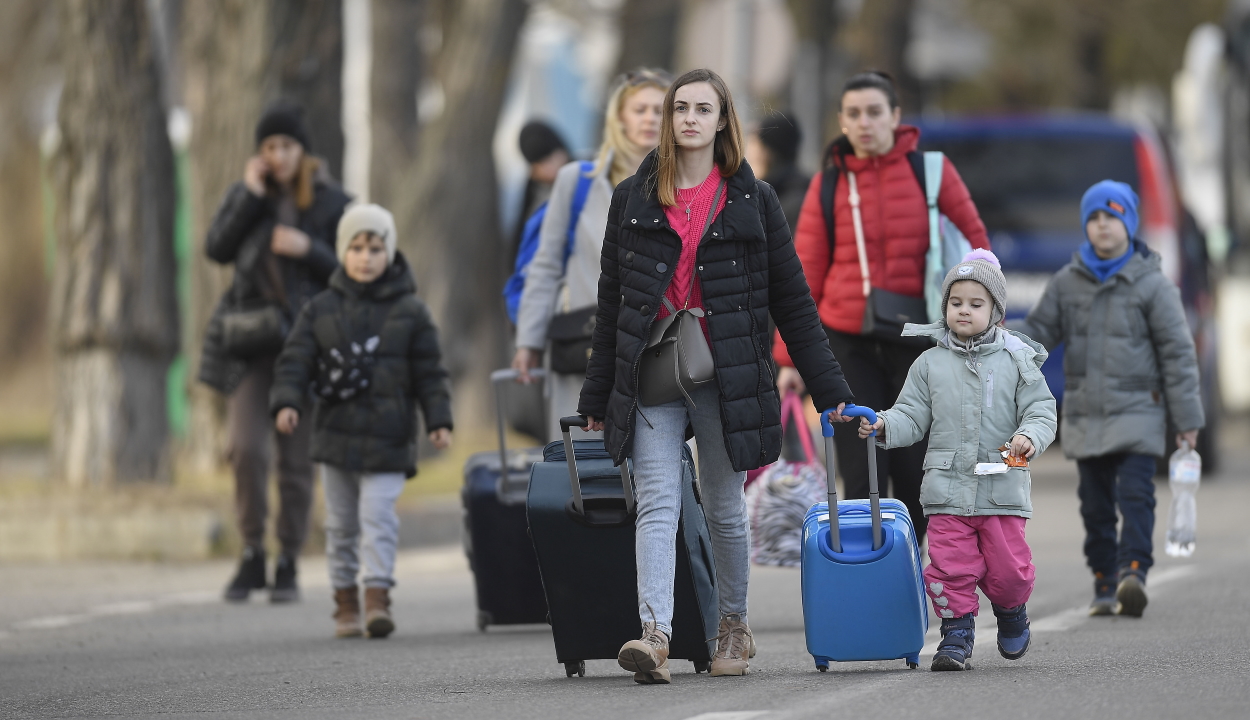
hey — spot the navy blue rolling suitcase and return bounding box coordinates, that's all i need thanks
[461,369,548,631]
[800,404,928,671]
[527,416,719,678]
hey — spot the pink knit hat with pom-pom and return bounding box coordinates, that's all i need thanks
[941,249,1007,326]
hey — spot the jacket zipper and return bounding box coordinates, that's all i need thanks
[985,368,994,408]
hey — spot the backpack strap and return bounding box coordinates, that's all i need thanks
[563,161,597,266]
[820,164,840,261]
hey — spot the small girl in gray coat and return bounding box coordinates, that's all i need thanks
[859,249,1057,672]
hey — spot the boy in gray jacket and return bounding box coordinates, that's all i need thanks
[1013,180,1203,618]
[860,249,1057,671]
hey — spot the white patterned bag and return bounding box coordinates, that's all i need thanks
[745,393,827,567]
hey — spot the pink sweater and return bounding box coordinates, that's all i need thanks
[657,167,727,325]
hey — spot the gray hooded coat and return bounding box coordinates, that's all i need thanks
[878,322,1057,518]
[1010,243,1204,460]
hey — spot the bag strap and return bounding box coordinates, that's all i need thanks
[563,161,597,266]
[678,179,726,310]
[780,391,817,463]
[922,151,946,322]
[847,171,871,299]
[820,165,839,262]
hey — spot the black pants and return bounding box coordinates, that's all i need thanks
[227,357,315,556]
[1076,453,1158,577]
[824,328,930,540]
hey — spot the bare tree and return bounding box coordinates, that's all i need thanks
[393,0,528,427]
[615,0,683,74]
[370,0,423,211]
[179,0,344,472]
[51,0,179,486]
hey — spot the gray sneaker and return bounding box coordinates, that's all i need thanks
[1089,572,1117,617]
[709,614,756,676]
[617,622,670,684]
[1115,564,1148,618]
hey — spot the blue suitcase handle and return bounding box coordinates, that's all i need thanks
[818,404,884,553]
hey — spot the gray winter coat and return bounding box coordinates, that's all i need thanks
[1010,243,1204,460]
[878,323,1057,518]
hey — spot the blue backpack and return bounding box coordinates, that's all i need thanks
[504,161,596,324]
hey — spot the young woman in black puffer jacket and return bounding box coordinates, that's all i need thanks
[270,203,453,639]
[578,69,854,683]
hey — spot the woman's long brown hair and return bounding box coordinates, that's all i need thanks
[648,68,744,207]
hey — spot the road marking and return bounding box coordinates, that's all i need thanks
[682,714,769,720]
[10,591,220,634]
[15,614,91,630]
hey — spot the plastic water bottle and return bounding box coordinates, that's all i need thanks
[1165,441,1201,557]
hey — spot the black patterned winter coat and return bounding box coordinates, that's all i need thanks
[578,153,855,472]
[269,253,453,478]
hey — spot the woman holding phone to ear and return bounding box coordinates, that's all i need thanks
[578,69,854,683]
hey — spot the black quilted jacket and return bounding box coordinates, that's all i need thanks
[269,253,453,478]
[577,153,854,472]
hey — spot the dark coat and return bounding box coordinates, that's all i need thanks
[269,253,453,478]
[577,153,855,472]
[198,176,351,394]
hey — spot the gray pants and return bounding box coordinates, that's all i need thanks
[632,382,749,637]
[322,464,406,589]
[227,358,314,556]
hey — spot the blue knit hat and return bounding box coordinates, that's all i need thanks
[1081,180,1139,240]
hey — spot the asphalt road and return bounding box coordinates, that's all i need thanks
[3,449,1248,720]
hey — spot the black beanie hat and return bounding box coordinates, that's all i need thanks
[255,100,312,151]
[518,121,569,164]
[758,112,801,164]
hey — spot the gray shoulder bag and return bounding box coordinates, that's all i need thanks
[638,180,724,408]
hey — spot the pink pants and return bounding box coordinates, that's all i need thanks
[924,514,1034,618]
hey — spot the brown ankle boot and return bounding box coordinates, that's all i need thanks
[709,614,755,676]
[617,622,670,684]
[364,587,395,638]
[333,587,362,638]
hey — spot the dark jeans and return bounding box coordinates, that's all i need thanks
[228,357,315,557]
[824,328,930,540]
[1076,453,1158,577]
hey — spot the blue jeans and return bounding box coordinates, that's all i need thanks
[632,382,748,637]
[1076,453,1157,577]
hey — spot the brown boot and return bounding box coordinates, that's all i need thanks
[333,587,362,638]
[709,614,755,676]
[364,587,395,638]
[617,621,670,684]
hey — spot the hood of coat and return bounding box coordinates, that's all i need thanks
[904,320,1048,383]
[329,250,416,301]
[837,124,921,174]
[1072,238,1158,284]
[623,150,768,244]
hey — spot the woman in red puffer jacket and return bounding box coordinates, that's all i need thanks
[775,71,989,540]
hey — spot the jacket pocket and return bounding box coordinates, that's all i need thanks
[919,450,956,506]
[989,468,1031,507]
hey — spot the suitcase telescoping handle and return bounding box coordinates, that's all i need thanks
[819,403,883,552]
[489,368,546,476]
[559,415,635,517]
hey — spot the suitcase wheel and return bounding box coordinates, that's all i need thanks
[906,653,920,670]
[693,660,710,674]
[907,661,919,670]
[816,663,829,672]
[564,661,585,678]
[476,611,491,632]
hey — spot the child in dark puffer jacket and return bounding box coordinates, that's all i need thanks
[270,203,453,639]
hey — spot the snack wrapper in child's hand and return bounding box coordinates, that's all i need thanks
[999,444,1029,468]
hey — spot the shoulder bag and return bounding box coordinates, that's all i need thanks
[846,170,929,340]
[638,180,724,408]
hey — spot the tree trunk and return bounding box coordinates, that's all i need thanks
[370,0,423,211]
[179,0,344,474]
[51,0,179,486]
[394,0,527,429]
[615,0,682,75]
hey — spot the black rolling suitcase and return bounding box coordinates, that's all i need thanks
[527,416,719,678]
[461,369,548,631]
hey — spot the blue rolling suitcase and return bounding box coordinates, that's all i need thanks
[461,369,548,631]
[527,416,719,678]
[800,404,928,671]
